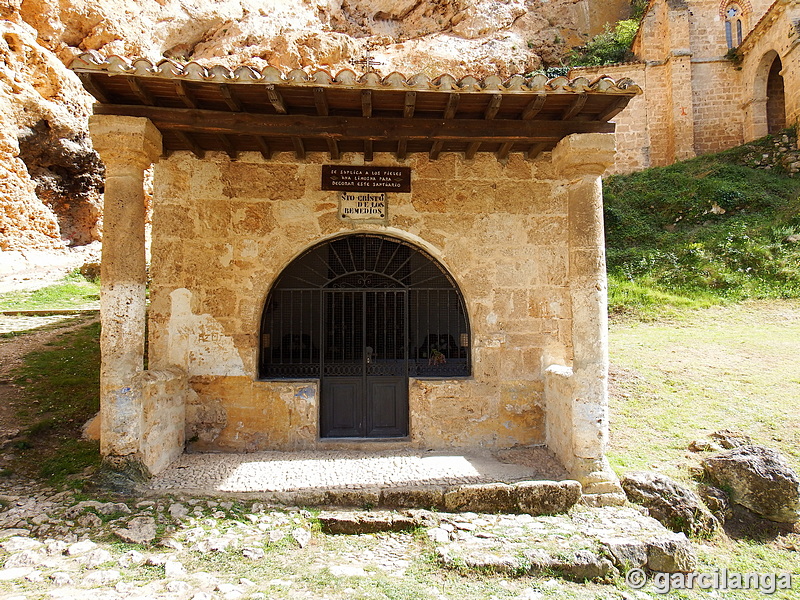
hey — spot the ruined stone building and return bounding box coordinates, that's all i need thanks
[574,0,800,172]
[71,53,640,502]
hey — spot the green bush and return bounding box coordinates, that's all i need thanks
[570,20,639,66]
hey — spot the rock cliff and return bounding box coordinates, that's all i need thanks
[1,0,624,255]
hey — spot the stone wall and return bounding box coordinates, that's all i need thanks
[148,150,579,452]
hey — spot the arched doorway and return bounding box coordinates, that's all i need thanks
[260,234,471,438]
[766,56,786,134]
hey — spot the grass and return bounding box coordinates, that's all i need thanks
[604,128,800,319]
[0,270,100,311]
[6,318,102,486]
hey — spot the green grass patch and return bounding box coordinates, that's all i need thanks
[0,270,100,311]
[8,318,101,487]
[605,129,800,319]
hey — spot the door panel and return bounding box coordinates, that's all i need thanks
[321,289,409,438]
[321,378,362,437]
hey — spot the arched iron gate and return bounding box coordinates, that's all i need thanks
[260,234,470,438]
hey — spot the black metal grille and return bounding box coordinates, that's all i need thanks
[259,234,470,379]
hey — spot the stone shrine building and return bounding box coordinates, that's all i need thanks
[71,52,639,502]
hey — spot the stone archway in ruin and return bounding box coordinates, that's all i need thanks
[750,50,786,138]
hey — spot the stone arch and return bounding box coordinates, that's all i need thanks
[751,50,786,136]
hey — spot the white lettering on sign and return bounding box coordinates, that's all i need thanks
[338,192,387,221]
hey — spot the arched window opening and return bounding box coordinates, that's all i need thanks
[260,234,471,380]
[725,4,744,48]
[766,56,786,134]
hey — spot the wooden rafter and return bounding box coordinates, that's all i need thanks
[597,96,630,122]
[484,94,503,120]
[217,134,237,160]
[562,94,588,120]
[314,87,329,116]
[292,137,305,159]
[94,104,615,142]
[253,136,271,160]
[528,142,548,160]
[266,85,287,114]
[219,85,242,112]
[127,78,154,106]
[497,142,514,160]
[174,81,198,109]
[175,131,204,158]
[77,73,110,103]
[361,90,372,118]
[521,94,547,120]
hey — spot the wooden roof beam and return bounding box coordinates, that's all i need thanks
[562,93,588,120]
[443,93,460,119]
[497,142,514,160]
[266,85,287,114]
[175,131,204,158]
[429,141,443,160]
[465,142,481,159]
[364,139,373,162]
[127,77,154,105]
[521,94,547,120]
[77,73,110,103]
[484,94,503,120]
[94,104,616,141]
[597,97,630,122]
[174,81,198,109]
[253,136,271,160]
[219,84,242,111]
[396,91,416,159]
[217,134,237,160]
[326,138,340,160]
[314,87,329,116]
[292,137,305,159]
[404,91,417,118]
[362,89,372,118]
[528,142,548,160]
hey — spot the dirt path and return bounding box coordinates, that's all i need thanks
[0,314,98,442]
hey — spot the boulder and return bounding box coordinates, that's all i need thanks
[702,446,800,523]
[697,484,732,524]
[710,430,752,449]
[113,516,157,544]
[646,535,697,573]
[621,471,719,536]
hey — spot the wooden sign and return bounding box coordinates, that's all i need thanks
[322,165,411,193]
[339,192,387,222]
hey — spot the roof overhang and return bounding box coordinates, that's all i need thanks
[70,52,641,161]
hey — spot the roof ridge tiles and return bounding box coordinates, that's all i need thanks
[68,52,642,95]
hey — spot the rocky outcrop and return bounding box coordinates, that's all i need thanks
[702,445,800,523]
[1,0,624,254]
[621,471,719,537]
[0,13,101,252]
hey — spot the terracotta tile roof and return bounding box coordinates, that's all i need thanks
[70,52,641,161]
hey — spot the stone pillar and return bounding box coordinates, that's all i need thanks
[550,133,623,503]
[89,115,162,475]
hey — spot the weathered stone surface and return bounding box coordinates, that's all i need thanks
[114,516,157,544]
[515,480,582,515]
[702,445,800,523]
[555,549,617,581]
[697,484,733,524]
[646,535,698,573]
[381,486,445,509]
[600,537,648,569]
[317,511,418,535]
[709,430,753,449]
[443,483,516,513]
[621,471,719,536]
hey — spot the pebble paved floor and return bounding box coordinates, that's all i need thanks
[149,447,569,494]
